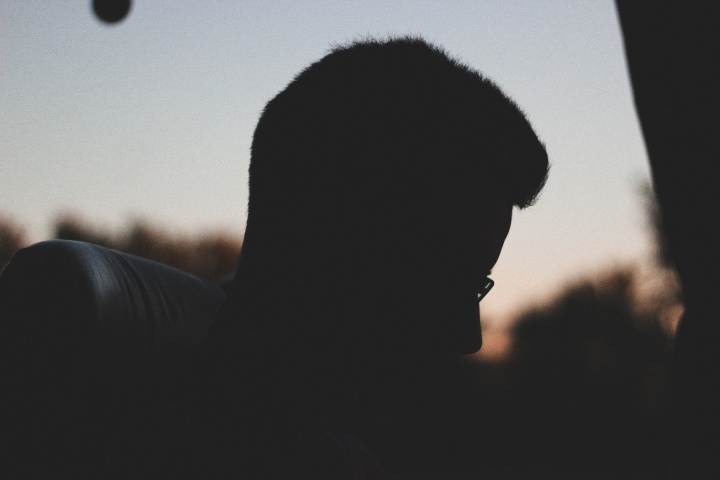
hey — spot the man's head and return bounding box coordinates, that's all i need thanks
[241,37,548,355]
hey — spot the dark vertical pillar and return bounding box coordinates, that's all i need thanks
[616,1,720,478]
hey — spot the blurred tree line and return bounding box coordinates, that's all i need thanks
[0,207,681,478]
[0,215,28,272]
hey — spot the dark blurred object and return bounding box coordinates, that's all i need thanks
[641,182,675,269]
[0,215,28,271]
[55,213,112,248]
[0,240,223,479]
[616,1,720,478]
[92,0,131,25]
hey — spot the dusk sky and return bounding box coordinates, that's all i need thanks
[1,1,654,325]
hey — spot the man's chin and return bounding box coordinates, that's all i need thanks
[440,303,483,354]
[448,329,482,354]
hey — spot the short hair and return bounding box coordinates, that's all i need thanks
[246,37,548,249]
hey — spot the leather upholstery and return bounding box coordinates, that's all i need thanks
[0,240,224,367]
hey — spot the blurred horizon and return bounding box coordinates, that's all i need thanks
[1,205,681,357]
[1,0,654,326]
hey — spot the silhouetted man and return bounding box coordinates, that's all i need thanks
[173,37,549,479]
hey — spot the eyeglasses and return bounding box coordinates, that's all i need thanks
[477,277,494,303]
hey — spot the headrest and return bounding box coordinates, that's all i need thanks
[0,240,225,371]
[0,240,227,477]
